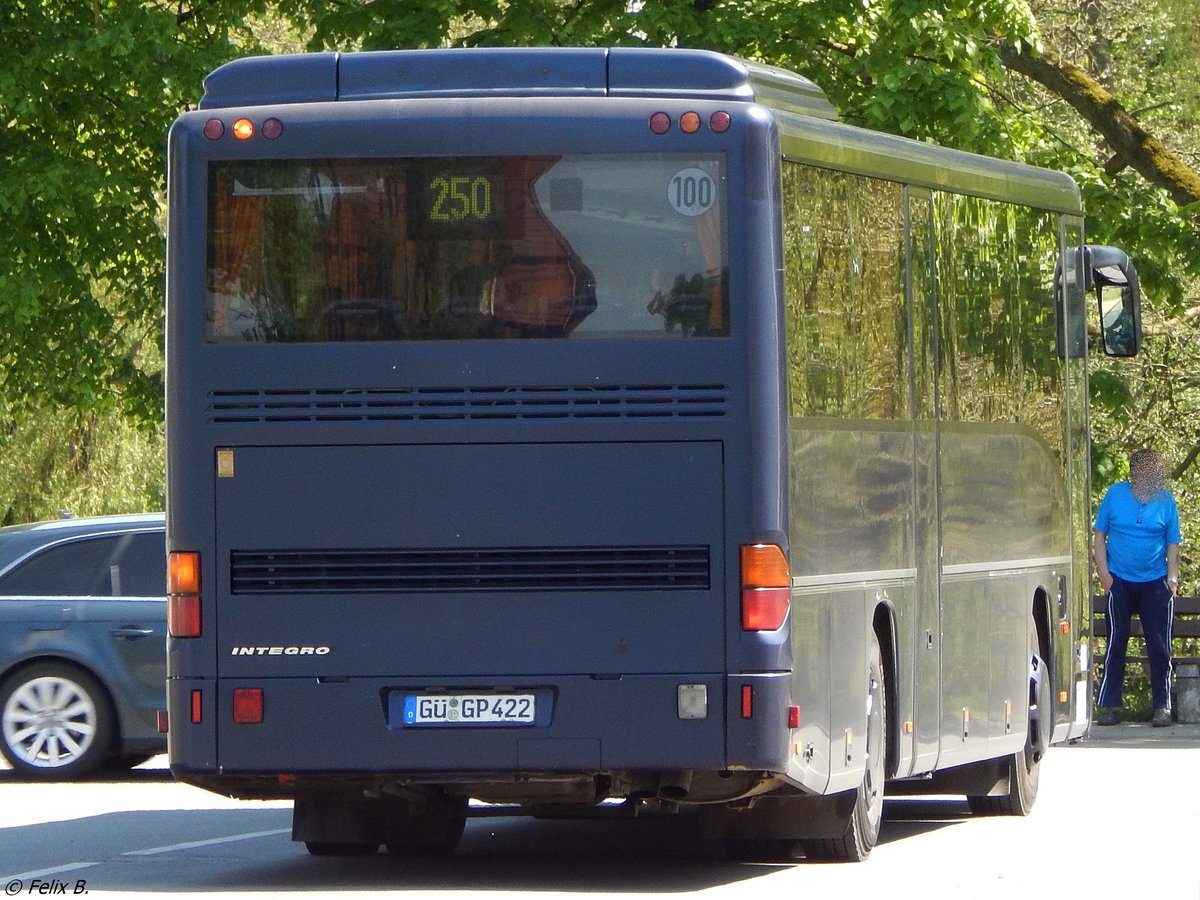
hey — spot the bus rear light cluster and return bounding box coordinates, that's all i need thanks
[649,111,731,135]
[168,551,202,638]
[740,543,790,631]
[204,117,283,141]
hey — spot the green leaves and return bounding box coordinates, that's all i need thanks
[0,0,266,417]
[1,0,1199,552]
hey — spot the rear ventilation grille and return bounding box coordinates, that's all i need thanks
[230,546,711,594]
[207,384,729,423]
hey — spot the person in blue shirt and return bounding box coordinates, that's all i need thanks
[1093,448,1182,727]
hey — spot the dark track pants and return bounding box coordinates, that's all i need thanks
[1097,574,1174,710]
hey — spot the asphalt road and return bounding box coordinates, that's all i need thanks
[1,722,1197,900]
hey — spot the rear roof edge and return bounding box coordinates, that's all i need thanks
[198,47,839,120]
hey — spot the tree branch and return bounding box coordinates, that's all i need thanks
[1173,443,1200,481]
[997,41,1200,211]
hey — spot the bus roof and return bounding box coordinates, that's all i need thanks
[776,110,1084,214]
[197,46,1080,214]
[199,47,839,120]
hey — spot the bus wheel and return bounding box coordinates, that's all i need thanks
[385,796,467,857]
[723,838,799,862]
[968,625,1044,817]
[304,841,380,856]
[966,739,1041,817]
[801,633,886,862]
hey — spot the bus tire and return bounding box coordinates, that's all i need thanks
[304,841,380,856]
[384,796,467,857]
[723,837,799,862]
[801,633,886,862]
[968,622,1043,817]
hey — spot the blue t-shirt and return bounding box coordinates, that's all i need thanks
[1093,482,1182,583]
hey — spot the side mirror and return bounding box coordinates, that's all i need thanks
[1085,245,1141,358]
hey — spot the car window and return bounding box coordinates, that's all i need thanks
[112,531,167,596]
[0,531,165,597]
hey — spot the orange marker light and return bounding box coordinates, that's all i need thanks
[679,112,701,134]
[169,551,200,595]
[232,118,255,140]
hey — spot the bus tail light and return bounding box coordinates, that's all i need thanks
[740,544,790,631]
[169,595,201,638]
[169,551,201,638]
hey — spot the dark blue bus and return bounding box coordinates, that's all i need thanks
[165,47,1140,861]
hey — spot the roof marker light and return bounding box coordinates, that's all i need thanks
[679,112,701,134]
[710,111,731,133]
[232,118,254,141]
[649,112,671,134]
[203,119,224,140]
[262,118,283,140]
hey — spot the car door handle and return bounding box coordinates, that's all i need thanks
[112,626,156,638]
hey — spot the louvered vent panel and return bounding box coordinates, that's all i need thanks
[207,384,728,424]
[230,546,711,594]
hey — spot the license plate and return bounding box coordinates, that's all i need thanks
[402,692,536,726]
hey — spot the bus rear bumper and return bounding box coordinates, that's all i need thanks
[168,672,796,800]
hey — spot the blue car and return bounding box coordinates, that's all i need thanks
[0,513,166,779]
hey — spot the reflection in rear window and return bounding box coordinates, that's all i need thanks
[206,154,728,342]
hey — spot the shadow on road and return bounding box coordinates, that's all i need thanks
[0,793,978,892]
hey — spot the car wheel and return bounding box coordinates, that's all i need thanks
[0,662,115,780]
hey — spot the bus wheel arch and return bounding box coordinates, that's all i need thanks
[799,629,887,861]
[967,598,1048,817]
[871,604,900,779]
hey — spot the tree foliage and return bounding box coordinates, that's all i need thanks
[0,1,301,414]
[4,0,1200,572]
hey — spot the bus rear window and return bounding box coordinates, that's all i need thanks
[205,154,728,342]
